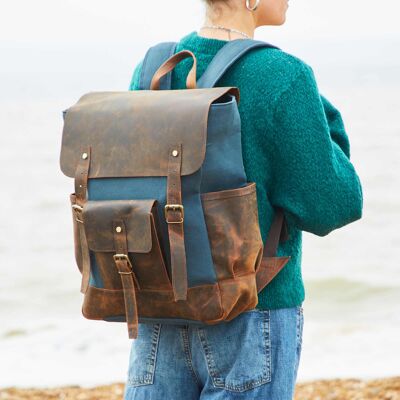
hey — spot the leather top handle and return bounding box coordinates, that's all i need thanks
[150,50,197,90]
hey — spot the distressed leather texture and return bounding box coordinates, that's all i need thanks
[166,143,188,301]
[83,199,156,253]
[112,219,140,339]
[60,87,239,178]
[201,182,264,280]
[82,199,172,291]
[81,273,259,324]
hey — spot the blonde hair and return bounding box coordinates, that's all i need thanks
[204,0,233,4]
[203,0,235,9]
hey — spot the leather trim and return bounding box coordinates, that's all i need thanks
[74,146,91,206]
[255,256,291,293]
[82,283,224,323]
[166,143,188,301]
[72,149,91,294]
[112,219,139,339]
[201,181,256,201]
[81,270,281,334]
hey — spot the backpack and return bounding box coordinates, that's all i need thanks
[59,38,290,339]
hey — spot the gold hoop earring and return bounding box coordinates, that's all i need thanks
[246,0,260,11]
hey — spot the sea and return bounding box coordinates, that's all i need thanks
[0,37,399,388]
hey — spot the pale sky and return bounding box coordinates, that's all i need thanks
[1,0,399,46]
[0,0,398,106]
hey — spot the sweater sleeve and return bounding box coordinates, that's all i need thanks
[269,64,363,236]
[320,94,350,158]
[128,59,143,90]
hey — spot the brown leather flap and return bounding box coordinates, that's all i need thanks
[60,87,239,178]
[82,199,157,253]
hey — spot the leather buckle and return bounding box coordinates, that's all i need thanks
[164,204,184,224]
[71,204,84,223]
[113,253,133,274]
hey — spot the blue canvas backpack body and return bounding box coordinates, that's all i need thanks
[59,39,290,339]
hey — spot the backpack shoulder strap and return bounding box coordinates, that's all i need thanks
[197,39,280,88]
[196,38,290,281]
[138,42,178,90]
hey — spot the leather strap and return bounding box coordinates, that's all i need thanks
[76,218,91,294]
[150,50,197,90]
[165,143,188,301]
[255,208,290,293]
[74,146,91,207]
[113,219,140,339]
[263,207,286,257]
[74,146,91,294]
[194,39,290,291]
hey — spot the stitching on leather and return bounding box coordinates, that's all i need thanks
[217,271,256,283]
[200,182,256,201]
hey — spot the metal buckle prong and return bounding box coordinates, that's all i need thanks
[164,204,184,224]
[113,253,133,271]
[72,204,84,223]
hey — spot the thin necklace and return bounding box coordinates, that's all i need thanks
[200,24,253,40]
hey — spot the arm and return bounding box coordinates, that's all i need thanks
[320,94,350,158]
[268,64,363,236]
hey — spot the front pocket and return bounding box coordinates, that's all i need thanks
[82,199,171,290]
[201,182,264,280]
[197,309,271,392]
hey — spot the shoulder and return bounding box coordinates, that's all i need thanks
[246,45,314,78]
[225,45,318,100]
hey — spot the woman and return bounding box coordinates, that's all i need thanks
[125,0,363,399]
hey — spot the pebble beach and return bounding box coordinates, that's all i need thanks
[1,377,399,400]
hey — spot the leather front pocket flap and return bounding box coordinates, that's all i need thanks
[82,199,157,253]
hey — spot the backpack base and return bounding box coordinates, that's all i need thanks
[81,259,288,327]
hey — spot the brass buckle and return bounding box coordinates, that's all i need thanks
[164,204,184,224]
[113,253,133,274]
[72,204,83,224]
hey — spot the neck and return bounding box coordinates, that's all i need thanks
[200,5,257,40]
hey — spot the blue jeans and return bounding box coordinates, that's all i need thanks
[124,306,304,400]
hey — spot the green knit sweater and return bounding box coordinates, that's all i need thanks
[128,31,363,310]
